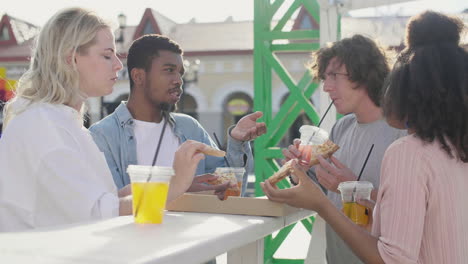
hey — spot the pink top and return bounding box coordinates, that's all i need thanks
[372,135,468,264]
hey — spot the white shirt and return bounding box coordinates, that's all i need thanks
[0,99,119,231]
[133,118,180,167]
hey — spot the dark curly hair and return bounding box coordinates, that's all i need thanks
[383,11,468,162]
[309,34,390,106]
[127,34,183,89]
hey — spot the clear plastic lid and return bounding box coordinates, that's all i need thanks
[214,167,245,174]
[127,165,174,182]
[299,125,329,145]
[338,181,373,191]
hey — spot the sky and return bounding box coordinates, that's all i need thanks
[2,0,466,27]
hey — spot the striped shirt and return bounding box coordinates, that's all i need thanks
[372,135,468,263]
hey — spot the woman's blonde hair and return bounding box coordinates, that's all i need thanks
[3,7,111,127]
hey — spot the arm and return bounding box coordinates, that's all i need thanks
[166,140,209,203]
[261,160,384,263]
[228,111,267,194]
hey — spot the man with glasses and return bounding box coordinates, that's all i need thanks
[283,35,406,264]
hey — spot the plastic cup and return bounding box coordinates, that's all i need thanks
[127,165,174,224]
[298,125,329,165]
[213,167,245,200]
[337,181,373,226]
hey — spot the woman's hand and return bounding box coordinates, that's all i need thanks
[261,160,328,212]
[167,140,207,203]
[357,198,376,232]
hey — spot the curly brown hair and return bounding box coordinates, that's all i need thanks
[309,34,390,106]
[383,11,468,162]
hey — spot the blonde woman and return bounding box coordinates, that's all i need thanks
[0,8,206,231]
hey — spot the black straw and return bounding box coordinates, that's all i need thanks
[134,103,170,218]
[306,100,334,144]
[212,132,231,167]
[357,144,374,181]
[317,100,334,128]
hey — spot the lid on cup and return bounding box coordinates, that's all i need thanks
[299,125,329,145]
[355,181,373,190]
[214,167,245,174]
[337,181,356,192]
[338,181,374,191]
[127,165,174,182]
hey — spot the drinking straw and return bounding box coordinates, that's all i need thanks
[213,132,231,167]
[357,144,374,181]
[306,100,334,144]
[317,100,334,128]
[134,104,170,218]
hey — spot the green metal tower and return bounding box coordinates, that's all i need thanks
[253,0,328,262]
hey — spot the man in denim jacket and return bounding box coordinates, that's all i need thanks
[90,34,266,196]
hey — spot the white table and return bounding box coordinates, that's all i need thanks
[0,210,315,264]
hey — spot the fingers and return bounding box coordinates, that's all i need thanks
[293,138,301,147]
[248,111,263,121]
[330,156,346,169]
[315,165,335,190]
[282,145,300,161]
[356,198,376,210]
[255,122,267,137]
[193,174,218,183]
[261,181,286,203]
[290,161,310,183]
[317,155,339,175]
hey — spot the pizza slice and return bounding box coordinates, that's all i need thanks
[268,159,294,186]
[200,145,226,157]
[308,139,340,166]
[268,140,340,186]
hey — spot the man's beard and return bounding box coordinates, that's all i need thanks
[159,102,177,117]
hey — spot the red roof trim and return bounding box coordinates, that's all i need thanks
[132,8,162,40]
[0,15,18,46]
[292,6,319,31]
[0,56,29,62]
[185,50,253,56]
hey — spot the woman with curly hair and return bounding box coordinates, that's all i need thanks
[262,11,468,264]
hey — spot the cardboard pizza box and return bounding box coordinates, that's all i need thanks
[166,193,301,217]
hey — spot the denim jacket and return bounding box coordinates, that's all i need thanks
[89,102,252,194]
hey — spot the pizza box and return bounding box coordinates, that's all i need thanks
[166,193,301,217]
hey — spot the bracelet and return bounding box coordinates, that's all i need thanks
[289,175,298,186]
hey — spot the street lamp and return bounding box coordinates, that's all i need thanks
[116,13,127,44]
[180,59,200,115]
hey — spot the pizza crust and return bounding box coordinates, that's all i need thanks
[201,146,226,157]
[268,140,340,186]
[308,140,340,166]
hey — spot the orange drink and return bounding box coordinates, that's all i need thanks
[342,202,369,226]
[338,181,373,226]
[213,167,245,200]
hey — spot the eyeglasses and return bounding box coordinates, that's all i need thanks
[322,72,349,81]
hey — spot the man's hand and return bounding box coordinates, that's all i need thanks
[315,155,357,193]
[186,174,233,200]
[230,111,267,141]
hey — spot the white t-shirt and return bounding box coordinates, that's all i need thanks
[133,118,180,167]
[0,99,119,231]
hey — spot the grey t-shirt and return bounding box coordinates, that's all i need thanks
[310,114,406,264]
